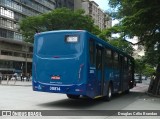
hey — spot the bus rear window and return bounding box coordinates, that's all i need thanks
[36,34,81,56]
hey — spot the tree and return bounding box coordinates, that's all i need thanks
[19,8,101,43]
[108,0,160,95]
[134,58,145,77]
[134,56,155,77]
[108,38,134,55]
[143,64,155,77]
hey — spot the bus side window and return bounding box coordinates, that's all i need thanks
[105,48,112,68]
[124,57,128,71]
[128,59,132,76]
[89,39,95,66]
[113,52,119,69]
[96,46,102,69]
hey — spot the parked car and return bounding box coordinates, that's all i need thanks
[134,74,142,83]
[142,75,147,80]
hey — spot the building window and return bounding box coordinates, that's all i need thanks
[14,32,23,41]
[1,50,12,56]
[0,18,15,29]
[7,30,14,39]
[0,7,14,19]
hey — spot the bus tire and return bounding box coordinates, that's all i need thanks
[125,85,130,94]
[67,94,80,99]
[125,89,129,94]
[103,84,112,101]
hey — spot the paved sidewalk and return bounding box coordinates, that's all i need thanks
[0,80,32,86]
[123,93,160,110]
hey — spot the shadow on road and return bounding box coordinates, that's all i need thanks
[38,97,103,109]
[37,91,146,109]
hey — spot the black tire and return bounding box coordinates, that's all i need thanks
[103,84,112,101]
[134,83,136,86]
[125,85,130,94]
[125,89,130,94]
[67,94,80,99]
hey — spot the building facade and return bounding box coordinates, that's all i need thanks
[55,0,74,9]
[0,0,74,75]
[74,0,112,30]
[0,0,111,76]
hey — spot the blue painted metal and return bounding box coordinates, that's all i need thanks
[32,30,88,96]
[32,30,134,99]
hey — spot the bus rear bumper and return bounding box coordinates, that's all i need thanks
[32,81,86,96]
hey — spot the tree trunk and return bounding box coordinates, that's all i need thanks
[151,63,160,95]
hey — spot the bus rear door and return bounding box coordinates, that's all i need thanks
[96,44,105,97]
[119,55,124,92]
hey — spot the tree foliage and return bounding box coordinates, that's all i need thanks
[135,58,155,77]
[134,58,145,74]
[108,0,160,95]
[19,8,101,43]
[108,0,160,58]
[108,38,134,55]
[143,64,155,77]
[98,25,134,55]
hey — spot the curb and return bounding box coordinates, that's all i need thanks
[0,84,32,87]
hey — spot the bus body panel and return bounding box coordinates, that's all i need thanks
[32,30,135,99]
[85,32,134,98]
[32,31,88,96]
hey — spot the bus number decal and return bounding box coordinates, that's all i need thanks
[50,86,61,91]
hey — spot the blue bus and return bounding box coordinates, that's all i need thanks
[32,30,134,100]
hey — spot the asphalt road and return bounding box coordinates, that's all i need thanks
[0,79,160,119]
[0,81,148,110]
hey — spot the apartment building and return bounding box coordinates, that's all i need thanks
[56,0,74,9]
[0,0,74,75]
[0,0,111,75]
[75,0,112,30]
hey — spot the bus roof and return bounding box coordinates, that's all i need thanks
[35,30,85,36]
[35,30,134,61]
[87,31,134,61]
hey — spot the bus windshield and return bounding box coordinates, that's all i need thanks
[36,33,82,56]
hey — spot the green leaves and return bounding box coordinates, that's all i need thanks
[108,38,134,55]
[108,0,160,63]
[135,58,155,77]
[109,0,160,95]
[19,8,100,43]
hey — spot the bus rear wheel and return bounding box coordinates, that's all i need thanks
[125,89,130,94]
[103,84,112,101]
[67,94,80,99]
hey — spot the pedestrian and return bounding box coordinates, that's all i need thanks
[26,73,29,82]
[21,73,23,81]
[21,73,24,82]
[14,73,18,80]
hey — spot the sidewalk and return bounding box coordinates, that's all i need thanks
[0,80,32,86]
[127,80,160,110]
[123,92,160,110]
